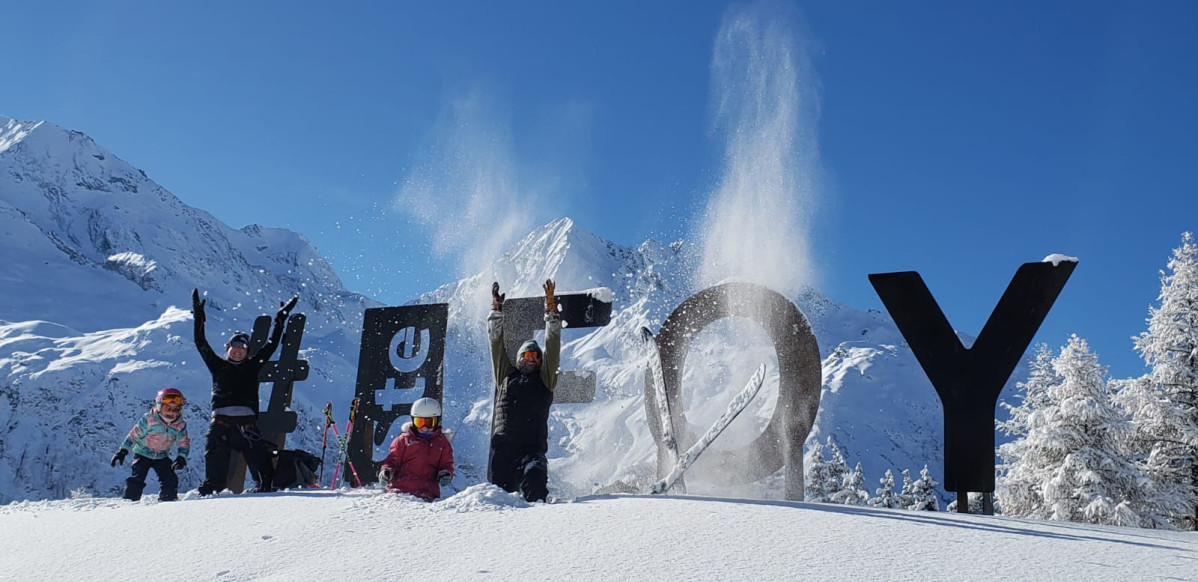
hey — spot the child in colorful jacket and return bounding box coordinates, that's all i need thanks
[111,388,191,501]
[378,398,454,502]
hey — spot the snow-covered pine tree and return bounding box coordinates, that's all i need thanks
[1002,335,1142,526]
[869,468,902,509]
[832,462,870,506]
[826,437,848,497]
[1117,232,1198,530]
[898,468,915,510]
[908,464,940,511]
[999,343,1058,438]
[996,343,1059,518]
[803,440,835,503]
[1112,377,1183,529]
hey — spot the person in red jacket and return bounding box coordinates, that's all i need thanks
[378,397,454,501]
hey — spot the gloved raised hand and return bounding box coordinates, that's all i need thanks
[110,449,128,467]
[437,470,452,487]
[191,289,206,324]
[378,466,393,484]
[491,282,506,311]
[171,456,187,471]
[543,279,556,313]
[275,295,299,328]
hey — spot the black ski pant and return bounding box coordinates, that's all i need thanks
[489,447,548,502]
[124,454,178,501]
[199,416,275,494]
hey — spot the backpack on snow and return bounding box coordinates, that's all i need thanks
[272,449,322,490]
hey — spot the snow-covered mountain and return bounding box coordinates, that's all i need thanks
[0,116,377,501]
[0,115,1017,504]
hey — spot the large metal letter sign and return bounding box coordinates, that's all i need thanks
[348,304,449,485]
[259,313,310,448]
[869,260,1075,513]
[646,282,821,501]
[499,291,613,403]
[225,313,310,493]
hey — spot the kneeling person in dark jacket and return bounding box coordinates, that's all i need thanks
[487,279,560,502]
[191,289,295,496]
[378,397,454,501]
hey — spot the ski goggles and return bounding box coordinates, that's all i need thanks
[160,394,185,406]
[518,350,540,362]
[412,416,439,429]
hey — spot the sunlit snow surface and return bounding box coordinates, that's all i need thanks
[0,486,1193,581]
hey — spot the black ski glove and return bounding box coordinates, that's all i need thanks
[191,289,206,325]
[491,282,505,311]
[171,456,187,471]
[378,466,394,483]
[275,295,298,328]
[437,470,452,487]
[110,449,128,467]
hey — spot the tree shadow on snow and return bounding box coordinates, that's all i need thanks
[571,493,1192,552]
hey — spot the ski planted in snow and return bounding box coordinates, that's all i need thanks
[329,398,363,489]
[343,397,363,487]
[651,363,767,495]
[319,401,335,486]
[641,327,678,468]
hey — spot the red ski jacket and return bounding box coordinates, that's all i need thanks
[380,423,454,501]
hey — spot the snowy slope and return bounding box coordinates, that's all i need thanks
[2,116,1019,505]
[0,116,376,502]
[1,487,1193,581]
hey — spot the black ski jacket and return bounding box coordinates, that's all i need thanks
[488,309,561,453]
[194,315,282,414]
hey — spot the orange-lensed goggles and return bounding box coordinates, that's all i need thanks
[160,395,185,406]
[519,350,540,362]
[412,416,439,429]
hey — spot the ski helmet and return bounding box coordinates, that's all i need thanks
[410,397,441,418]
[517,340,542,360]
[156,387,185,406]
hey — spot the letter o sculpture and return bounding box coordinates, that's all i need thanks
[646,282,822,500]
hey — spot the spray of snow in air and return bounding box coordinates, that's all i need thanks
[394,91,538,284]
[678,2,824,493]
[695,2,822,298]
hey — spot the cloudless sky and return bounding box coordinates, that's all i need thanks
[4,1,1197,380]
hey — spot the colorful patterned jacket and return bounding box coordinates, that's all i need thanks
[120,407,190,460]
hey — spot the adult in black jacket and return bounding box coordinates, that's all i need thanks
[192,289,295,495]
[487,280,561,502]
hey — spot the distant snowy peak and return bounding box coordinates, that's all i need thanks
[419,217,694,319]
[0,116,45,154]
[0,116,370,331]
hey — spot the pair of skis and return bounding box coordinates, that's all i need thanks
[321,398,363,489]
[641,327,766,495]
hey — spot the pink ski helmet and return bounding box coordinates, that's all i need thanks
[156,387,185,406]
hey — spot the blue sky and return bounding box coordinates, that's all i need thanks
[4,1,1197,380]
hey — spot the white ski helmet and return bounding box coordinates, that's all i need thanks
[410,397,441,418]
